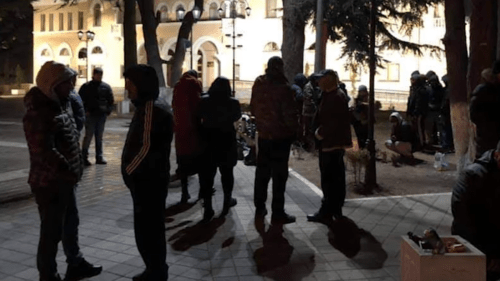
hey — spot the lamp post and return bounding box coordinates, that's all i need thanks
[77,30,95,82]
[177,6,201,70]
[218,0,251,97]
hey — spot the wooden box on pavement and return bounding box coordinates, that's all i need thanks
[401,235,486,281]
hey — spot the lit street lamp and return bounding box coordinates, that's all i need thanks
[77,30,95,82]
[177,6,201,70]
[218,0,251,97]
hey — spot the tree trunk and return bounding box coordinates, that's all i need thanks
[123,0,137,70]
[497,0,500,59]
[443,0,471,174]
[137,0,165,88]
[467,0,497,94]
[170,0,204,87]
[282,0,306,83]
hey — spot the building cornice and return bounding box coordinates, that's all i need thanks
[32,0,88,7]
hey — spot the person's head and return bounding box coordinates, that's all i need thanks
[389,111,402,125]
[293,73,308,89]
[92,67,103,82]
[426,70,437,80]
[481,68,495,84]
[186,69,198,79]
[123,64,159,102]
[207,76,232,99]
[358,85,368,101]
[314,69,339,92]
[492,60,500,82]
[428,74,441,87]
[265,56,285,77]
[35,61,77,103]
[410,70,420,85]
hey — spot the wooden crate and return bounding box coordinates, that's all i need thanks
[401,235,486,281]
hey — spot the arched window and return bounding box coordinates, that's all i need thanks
[92,46,103,54]
[176,5,185,21]
[159,5,168,22]
[209,3,218,19]
[78,48,87,59]
[94,4,102,26]
[60,48,70,56]
[41,49,51,57]
[264,42,279,52]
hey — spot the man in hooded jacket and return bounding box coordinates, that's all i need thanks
[452,140,500,280]
[23,61,102,281]
[251,56,299,224]
[122,65,173,281]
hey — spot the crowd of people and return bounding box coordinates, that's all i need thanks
[22,56,500,281]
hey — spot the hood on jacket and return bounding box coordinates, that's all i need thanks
[411,70,420,81]
[389,111,403,124]
[207,76,231,99]
[123,64,159,104]
[265,56,288,83]
[293,73,308,89]
[481,68,495,84]
[35,61,77,104]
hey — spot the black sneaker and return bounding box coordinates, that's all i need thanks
[201,209,215,224]
[83,159,91,166]
[271,212,296,224]
[64,259,102,281]
[220,198,237,217]
[96,158,107,165]
[307,212,334,225]
[40,273,62,281]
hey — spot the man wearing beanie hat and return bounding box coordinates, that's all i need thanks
[452,140,500,280]
[122,64,173,281]
[23,61,102,281]
[470,62,500,159]
[251,56,299,224]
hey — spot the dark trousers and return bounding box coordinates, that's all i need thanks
[440,120,454,150]
[318,149,346,216]
[128,180,168,279]
[82,113,107,159]
[200,164,234,208]
[33,185,83,279]
[254,138,292,215]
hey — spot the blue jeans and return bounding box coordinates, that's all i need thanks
[33,184,83,279]
[82,113,107,159]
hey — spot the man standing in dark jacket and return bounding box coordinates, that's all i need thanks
[79,67,114,166]
[251,56,299,224]
[24,61,102,281]
[407,71,429,150]
[121,65,173,281]
[440,74,454,152]
[470,62,500,159]
[307,69,352,224]
[452,140,500,280]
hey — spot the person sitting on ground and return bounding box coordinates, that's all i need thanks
[385,111,417,159]
[198,77,242,222]
[452,140,500,281]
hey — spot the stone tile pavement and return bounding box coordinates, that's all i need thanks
[0,117,455,281]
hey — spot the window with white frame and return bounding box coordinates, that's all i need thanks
[67,12,73,30]
[40,14,46,32]
[59,13,64,31]
[60,48,70,56]
[378,63,400,82]
[92,46,103,54]
[78,11,84,30]
[94,4,102,27]
[209,3,218,20]
[49,14,54,31]
[263,42,279,52]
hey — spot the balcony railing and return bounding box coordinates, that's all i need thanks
[433,18,445,28]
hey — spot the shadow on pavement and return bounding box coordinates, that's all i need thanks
[253,218,315,279]
[164,202,197,218]
[168,217,226,251]
[328,216,388,269]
